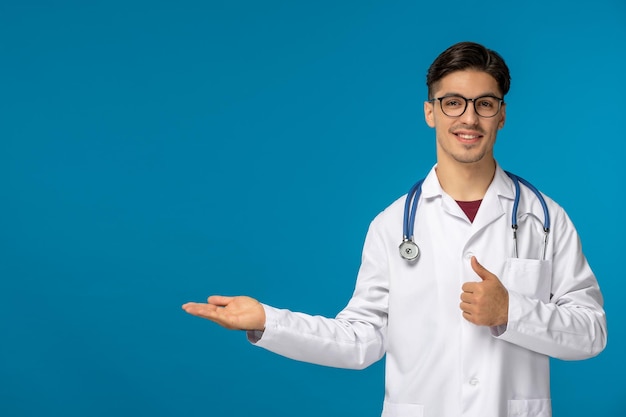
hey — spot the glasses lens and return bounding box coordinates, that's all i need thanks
[474,96,501,117]
[438,96,502,117]
[440,96,467,117]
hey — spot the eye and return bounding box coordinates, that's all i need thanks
[476,98,497,108]
[442,97,464,107]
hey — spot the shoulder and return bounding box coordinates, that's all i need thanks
[369,193,407,231]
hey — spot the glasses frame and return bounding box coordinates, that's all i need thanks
[428,95,504,118]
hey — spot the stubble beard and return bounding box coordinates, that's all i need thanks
[439,139,488,165]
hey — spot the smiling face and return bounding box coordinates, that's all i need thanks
[424,69,506,169]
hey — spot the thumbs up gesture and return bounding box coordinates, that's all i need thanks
[460,256,509,327]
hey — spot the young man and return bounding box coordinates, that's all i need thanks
[183,42,607,417]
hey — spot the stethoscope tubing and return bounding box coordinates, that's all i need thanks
[504,171,550,231]
[400,172,550,261]
[504,171,550,260]
[402,179,425,242]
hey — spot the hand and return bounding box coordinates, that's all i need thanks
[460,257,509,327]
[182,295,266,331]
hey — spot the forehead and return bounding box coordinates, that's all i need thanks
[433,70,501,97]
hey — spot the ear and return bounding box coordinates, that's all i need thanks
[498,103,506,130]
[424,100,436,128]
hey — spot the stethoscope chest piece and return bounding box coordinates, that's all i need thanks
[399,239,420,261]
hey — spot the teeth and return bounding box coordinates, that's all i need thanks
[458,134,479,139]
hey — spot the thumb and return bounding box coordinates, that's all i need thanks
[470,256,491,281]
[207,295,234,306]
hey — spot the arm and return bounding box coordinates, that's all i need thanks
[182,218,390,369]
[251,220,390,369]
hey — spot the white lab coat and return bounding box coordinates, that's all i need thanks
[249,164,607,417]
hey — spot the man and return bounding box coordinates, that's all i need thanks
[183,42,607,416]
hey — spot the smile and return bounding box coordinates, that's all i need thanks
[454,132,483,143]
[457,133,481,139]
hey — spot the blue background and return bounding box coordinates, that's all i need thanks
[2,1,624,416]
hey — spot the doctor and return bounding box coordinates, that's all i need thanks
[183,42,607,417]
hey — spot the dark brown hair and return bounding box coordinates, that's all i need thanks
[426,42,511,99]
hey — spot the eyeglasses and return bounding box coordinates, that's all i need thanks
[428,95,504,118]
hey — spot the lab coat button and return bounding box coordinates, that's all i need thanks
[464,252,474,260]
[469,378,479,386]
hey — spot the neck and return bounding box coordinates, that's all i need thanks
[435,158,496,201]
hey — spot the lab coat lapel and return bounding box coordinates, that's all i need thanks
[421,167,469,222]
[470,166,515,236]
[421,164,515,228]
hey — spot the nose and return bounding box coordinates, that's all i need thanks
[459,99,480,124]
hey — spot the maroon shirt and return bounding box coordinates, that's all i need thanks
[456,200,482,223]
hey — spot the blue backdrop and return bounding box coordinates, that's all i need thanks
[2,1,624,416]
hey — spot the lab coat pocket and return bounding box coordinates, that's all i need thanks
[502,258,552,303]
[508,398,551,416]
[381,401,424,417]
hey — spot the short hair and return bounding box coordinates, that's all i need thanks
[426,42,511,99]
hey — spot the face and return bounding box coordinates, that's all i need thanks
[424,70,506,168]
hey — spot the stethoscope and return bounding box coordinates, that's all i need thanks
[399,171,550,262]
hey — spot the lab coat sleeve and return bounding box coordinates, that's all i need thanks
[246,217,389,369]
[494,206,607,360]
